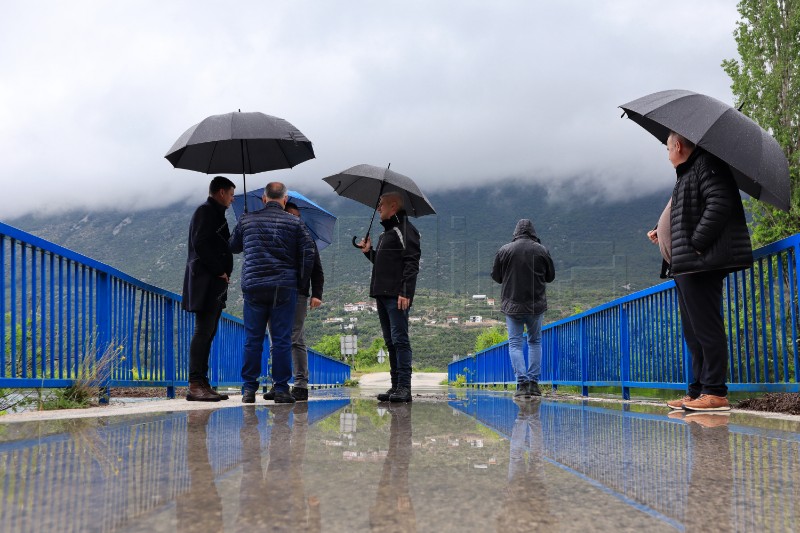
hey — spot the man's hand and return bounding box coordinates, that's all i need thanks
[219,273,230,283]
[357,236,372,253]
[397,296,410,310]
[310,297,322,309]
[646,229,658,244]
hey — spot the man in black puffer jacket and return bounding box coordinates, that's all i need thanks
[651,132,753,413]
[357,192,421,403]
[229,182,315,404]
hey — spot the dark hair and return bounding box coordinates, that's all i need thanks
[285,202,300,212]
[266,182,287,200]
[209,176,236,194]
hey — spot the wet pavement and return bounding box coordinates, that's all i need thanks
[2,388,800,532]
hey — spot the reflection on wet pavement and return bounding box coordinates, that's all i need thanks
[1,391,799,532]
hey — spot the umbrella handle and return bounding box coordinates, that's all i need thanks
[351,235,363,249]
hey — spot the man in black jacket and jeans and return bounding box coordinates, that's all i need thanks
[182,176,235,402]
[650,132,753,412]
[357,192,421,402]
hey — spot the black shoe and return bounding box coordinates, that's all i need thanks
[291,387,309,401]
[529,382,542,397]
[274,390,297,404]
[377,388,396,402]
[263,386,276,401]
[389,387,412,403]
[513,382,530,399]
[242,390,256,403]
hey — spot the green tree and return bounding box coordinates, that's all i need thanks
[312,334,342,360]
[722,0,800,245]
[474,326,508,352]
[355,337,387,369]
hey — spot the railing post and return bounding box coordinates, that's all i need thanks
[96,271,111,404]
[164,299,176,399]
[620,303,631,400]
[580,317,588,397]
[551,329,559,392]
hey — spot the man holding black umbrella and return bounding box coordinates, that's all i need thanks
[651,132,753,412]
[357,192,421,403]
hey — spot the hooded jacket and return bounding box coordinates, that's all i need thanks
[363,211,421,302]
[182,197,233,312]
[667,148,753,276]
[491,219,555,316]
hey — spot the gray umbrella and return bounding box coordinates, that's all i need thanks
[620,89,790,212]
[165,111,314,210]
[322,163,436,246]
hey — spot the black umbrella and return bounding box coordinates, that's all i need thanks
[165,111,315,211]
[620,89,790,212]
[322,163,435,247]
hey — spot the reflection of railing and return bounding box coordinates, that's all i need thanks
[0,221,350,396]
[0,399,349,532]
[449,392,800,531]
[450,234,800,396]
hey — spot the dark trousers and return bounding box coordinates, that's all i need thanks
[188,304,223,383]
[674,270,729,397]
[376,296,412,389]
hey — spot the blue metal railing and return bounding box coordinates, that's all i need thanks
[450,233,800,397]
[0,221,350,397]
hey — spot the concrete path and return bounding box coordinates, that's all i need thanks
[358,371,447,390]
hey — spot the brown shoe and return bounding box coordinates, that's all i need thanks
[684,412,731,428]
[683,394,730,412]
[186,381,222,402]
[202,382,228,400]
[666,395,695,410]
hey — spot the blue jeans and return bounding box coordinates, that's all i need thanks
[376,296,413,389]
[506,313,543,384]
[241,287,297,393]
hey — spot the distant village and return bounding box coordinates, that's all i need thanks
[323,294,499,328]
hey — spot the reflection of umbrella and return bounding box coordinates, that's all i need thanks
[322,164,436,247]
[620,90,790,212]
[231,188,336,251]
[165,111,314,211]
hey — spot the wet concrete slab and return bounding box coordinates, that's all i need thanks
[1,388,799,532]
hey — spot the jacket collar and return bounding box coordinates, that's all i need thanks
[206,196,227,216]
[380,209,407,230]
[675,147,703,177]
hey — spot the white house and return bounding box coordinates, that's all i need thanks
[469,316,483,323]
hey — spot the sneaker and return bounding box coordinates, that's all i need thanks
[389,387,412,403]
[683,394,731,412]
[291,387,309,402]
[667,410,686,420]
[529,382,542,397]
[666,395,695,410]
[684,412,731,427]
[274,390,297,404]
[513,382,529,398]
[242,390,256,404]
[377,388,396,402]
[263,386,276,401]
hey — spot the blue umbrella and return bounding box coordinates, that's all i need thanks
[231,188,337,251]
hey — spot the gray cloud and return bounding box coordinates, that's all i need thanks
[0,0,739,218]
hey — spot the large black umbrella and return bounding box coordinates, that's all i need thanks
[620,89,790,212]
[165,111,314,210]
[322,164,435,247]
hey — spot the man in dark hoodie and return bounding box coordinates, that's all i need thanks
[492,219,555,399]
[357,191,421,403]
[181,176,235,402]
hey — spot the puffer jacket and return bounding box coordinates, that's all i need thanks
[364,211,421,302]
[668,149,753,276]
[491,219,555,316]
[229,201,315,294]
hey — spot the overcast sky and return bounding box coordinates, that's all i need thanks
[0,0,741,218]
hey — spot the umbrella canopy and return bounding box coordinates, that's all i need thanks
[620,90,790,212]
[322,164,436,218]
[231,188,337,251]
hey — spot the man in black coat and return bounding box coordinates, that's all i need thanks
[650,131,753,412]
[492,219,555,399]
[357,192,421,403]
[181,176,235,402]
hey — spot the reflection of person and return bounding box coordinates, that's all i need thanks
[176,410,224,532]
[369,403,416,532]
[357,192,421,403]
[230,182,315,404]
[651,132,753,412]
[497,400,556,530]
[182,176,235,402]
[682,413,733,531]
[491,219,555,399]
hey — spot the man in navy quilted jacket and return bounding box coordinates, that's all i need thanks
[229,182,316,404]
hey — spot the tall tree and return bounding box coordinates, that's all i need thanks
[722,0,800,246]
